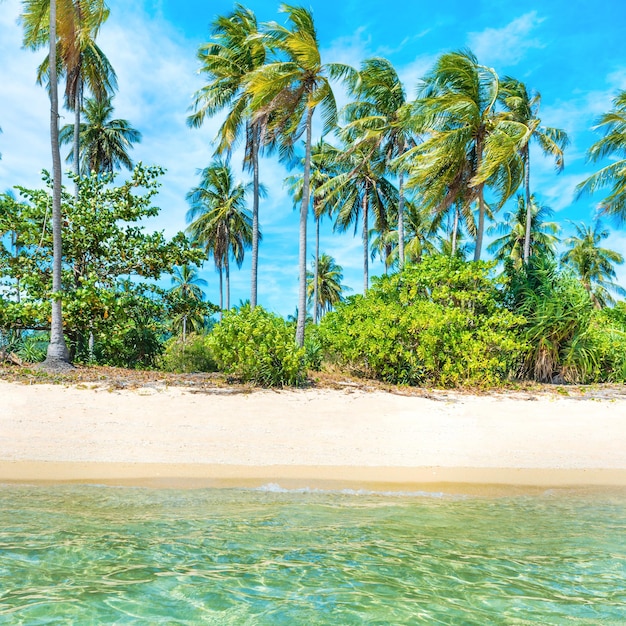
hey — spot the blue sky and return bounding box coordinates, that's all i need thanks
[1,0,626,315]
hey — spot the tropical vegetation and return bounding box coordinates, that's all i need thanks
[1,2,625,388]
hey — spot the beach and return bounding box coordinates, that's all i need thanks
[1,379,625,491]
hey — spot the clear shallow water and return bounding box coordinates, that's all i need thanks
[0,485,625,625]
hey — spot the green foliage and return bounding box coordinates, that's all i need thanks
[209,305,306,386]
[319,256,525,387]
[160,333,217,373]
[505,258,626,383]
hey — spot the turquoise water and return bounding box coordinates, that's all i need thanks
[0,485,625,625]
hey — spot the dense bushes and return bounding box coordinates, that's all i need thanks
[160,333,217,373]
[209,305,306,386]
[318,256,526,387]
[507,259,626,383]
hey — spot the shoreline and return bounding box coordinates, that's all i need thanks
[2,379,625,493]
[2,461,626,495]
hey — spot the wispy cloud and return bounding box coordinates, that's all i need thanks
[467,12,545,67]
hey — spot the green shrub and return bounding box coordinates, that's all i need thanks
[318,256,525,387]
[160,333,217,373]
[209,305,306,386]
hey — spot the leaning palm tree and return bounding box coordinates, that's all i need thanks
[186,161,254,314]
[188,4,267,310]
[245,3,356,346]
[343,57,415,268]
[404,50,524,260]
[487,195,560,269]
[577,90,626,222]
[306,253,346,320]
[60,96,141,174]
[498,77,568,262]
[561,220,625,308]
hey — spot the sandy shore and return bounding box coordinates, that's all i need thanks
[1,379,625,491]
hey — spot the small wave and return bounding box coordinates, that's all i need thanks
[253,482,450,498]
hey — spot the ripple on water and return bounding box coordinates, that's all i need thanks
[0,484,625,624]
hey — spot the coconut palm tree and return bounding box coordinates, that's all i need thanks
[59,96,141,174]
[561,220,625,308]
[498,77,568,262]
[306,253,346,320]
[23,0,116,194]
[577,90,626,222]
[321,140,398,293]
[188,4,267,310]
[343,57,415,268]
[21,0,69,366]
[488,195,560,269]
[245,3,356,346]
[404,50,524,260]
[170,264,208,340]
[186,161,254,315]
[285,139,341,323]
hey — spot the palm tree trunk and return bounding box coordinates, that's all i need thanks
[44,0,70,368]
[295,107,314,347]
[73,86,81,198]
[218,265,223,321]
[474,188,485,261]
[523,148,532,263]
[451,205,459,255]
[313,203,320,325]
[250,122,260,309]
[225,255,230,311]
[363,187,369,293]
[398,170,405,269]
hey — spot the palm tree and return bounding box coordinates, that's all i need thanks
[188,4,266,310]
[577,90,626,222]
[488,195,560,269]
[561,220,625,308]
[23,0,116,194]
[285,139,340,323]
[186,161,253,315]
[321,141,398,292]
[245,3,355,346]
[59,96,141,174]
[343,57,415,268]
[21,0,69,366]
[170,264,208,341]
[498,77,568,262]
[404,50,523,260]
[306,253,346,319]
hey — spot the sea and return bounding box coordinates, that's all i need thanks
[0,484,625,624]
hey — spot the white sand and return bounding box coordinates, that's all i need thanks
[1,380,625,489]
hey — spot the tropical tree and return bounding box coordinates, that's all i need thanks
[188,4,266,310]
[498,77,568,262]
[487,195,560,269]
[245,3,355,346]
[577,90,626,222]
[561,220,625,308]
[59,96,141,174]
[169,264,208,340]
[306,253,346,320]
[285,139,340,323]
[22,0,117,193]
[321,140,398,292]
[186,161,254,314]
[404,50,524,260]
[343,57,415,268]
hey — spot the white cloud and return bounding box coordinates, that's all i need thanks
[467,12,545,67]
